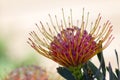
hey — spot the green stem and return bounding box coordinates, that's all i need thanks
[68,65,83,80]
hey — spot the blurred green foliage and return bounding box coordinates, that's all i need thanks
[0,38,38,79]
[0,38,10,79]
[0,38,7,59]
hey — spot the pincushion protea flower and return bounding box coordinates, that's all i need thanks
[28,9,114,68]
[5,65,48,80]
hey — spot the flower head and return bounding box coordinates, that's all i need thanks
[5,65,48,80]
[28,9,114,67]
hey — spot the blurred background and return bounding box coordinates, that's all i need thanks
[0,0,120,79]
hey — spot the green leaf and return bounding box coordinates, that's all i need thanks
[97,51,106,79]
[115,50,119,69]
[57,67,75,80]
[115,69,120,78]
[107,63,118,80]
[83,62,94,80]
[84,61,103,80]
[115,50,120,80]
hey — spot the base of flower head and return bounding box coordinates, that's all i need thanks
[68,65,83,80]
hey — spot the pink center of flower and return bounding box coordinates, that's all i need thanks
[50,27,97,65]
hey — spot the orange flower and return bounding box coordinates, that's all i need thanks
[28,9,114,67]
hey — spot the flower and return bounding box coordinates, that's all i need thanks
[28,9,114,67]
[5,65,48,80]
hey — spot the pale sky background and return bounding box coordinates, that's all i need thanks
[0,0,120,79]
